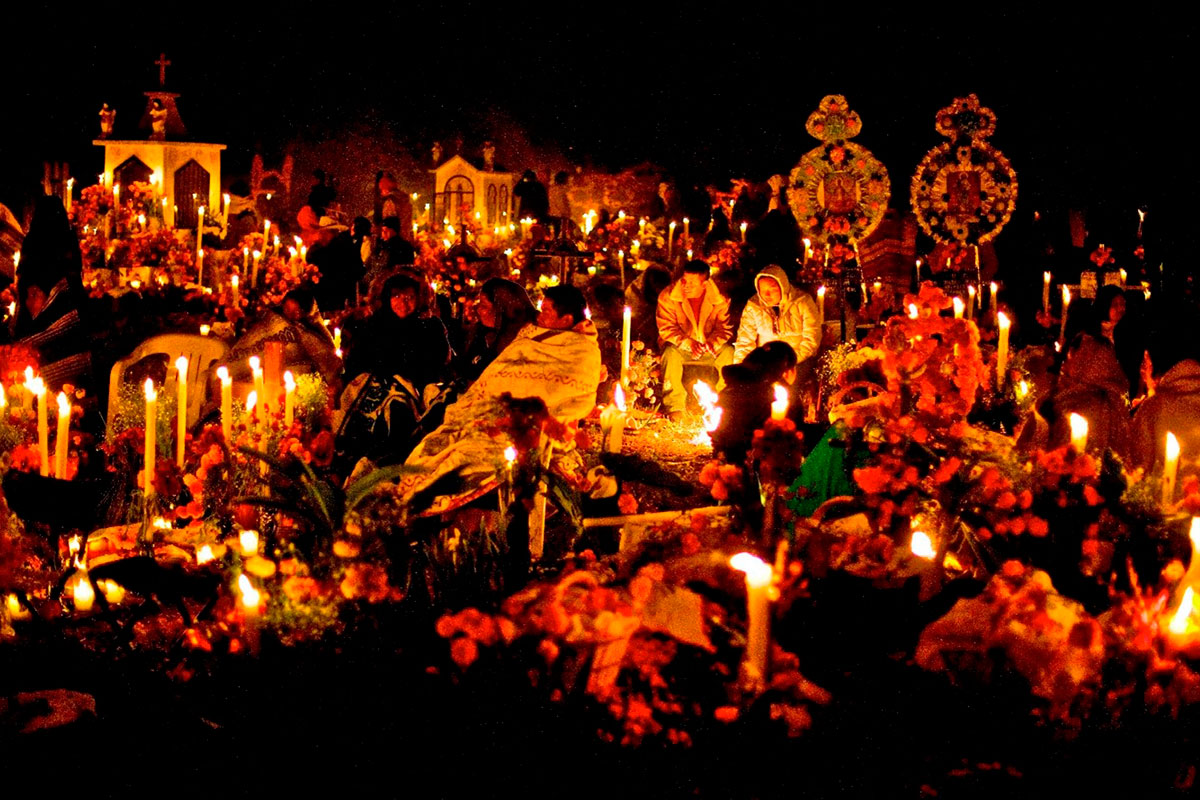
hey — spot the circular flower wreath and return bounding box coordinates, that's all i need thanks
[787,95,890,248]
[911,95,1018,245]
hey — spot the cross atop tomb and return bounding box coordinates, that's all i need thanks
[155,53,171,87]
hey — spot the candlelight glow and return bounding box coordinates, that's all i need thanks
[1170,587,1195,635]
[196,544,215,565]
[97,579,125,605]
[693,380,723,432]
[239,529,259,556]
[910,531,936,560]
[57,391,69,417]
[1166,431,1181,463]
[1069,413,1088,452]
[504,446,518,464]
[908,303,919,319]
[284,371,296,392]
[952,297,965,318]
[238,574,260,609]
[614,383,627,413]
[216,365,229,382]
[72,573,95,611]
[144,378,156,402]
[245,391,257,413]
[730,552,773,588]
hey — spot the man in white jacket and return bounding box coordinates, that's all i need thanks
[733,265,822,365]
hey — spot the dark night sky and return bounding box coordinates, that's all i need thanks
[2,5,1195,236]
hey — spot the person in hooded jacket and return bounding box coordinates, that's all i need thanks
[733,264,822,365]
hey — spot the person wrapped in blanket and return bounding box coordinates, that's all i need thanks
[336,273,451,470]
[396,285,601,517]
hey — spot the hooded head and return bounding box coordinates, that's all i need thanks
[755,265,793,307]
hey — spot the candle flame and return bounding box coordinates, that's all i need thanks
[952,297,964,317]
[997,311,1010,330]
[284,371,296,391]
[504,446,518,464]
[910,531,936,560]
[98,579,125,605]
[144,378,156,402]
[1069,413,1088,448]
[908,303,919,319]
[245,391,257,413]
[774,383,788,406]
[238,574,260,609]
[1170,587,1195,635]
[231,275,239,288]
[72,572,95,611]
[196,544,215,565]
[1167,431,1181,462]
[239,529,259,556]
[614,383,627,412]
[1017,380,1030,400]
[175,356,188,377]
[57,391,69,417]
[730,552,773,587]
[216,365,230,383]
[248,355,261,373]
[200,324,211,336]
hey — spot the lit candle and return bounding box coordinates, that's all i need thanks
[817,285,826,314]
[263,219,271,257]
[908,303,919,319]
[175,356,188,466]
[668,221,676,261]
[217,366,232,441]
[196,248,204,286]
[243,247,250,271]
[144,379,157,500]
[27,376,48,476]
[5,593,29,620]
[1164,431,1181,506]
[98,579,125,606]
[952,297,964,319]
[618,250,625,290]
[683,217,690,239]
[162,197,170,226]
[251,251,261,287]
[196,206,205,262]
[739,221,748,243]
[915,257,922,284]
[249,356,265,420]
[239,529,259,556]
[729,552,772,682]
[770,383,788,421]
[967,284,977,319]
[996,312,1010,387]
[71,572,95,612]
[238,573,260,614]
[54,391,70,479]
[600,384,627,453]
[283,370,295,428]
[333,327,342,351]
[222,192,231,227]
[989,281,998,323]
[231,274,240,307]
[200,324,210,336]
[1060,286,1071,346]
[1069,412,1088,453]
[621,306,632,385]
[138,213,146,231]
[65,177,74,214]
[638,218,646,236]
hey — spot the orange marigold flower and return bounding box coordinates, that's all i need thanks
[339,563,393,603]
[449,636,478,668]
[617,492,639,515]
[435,614,458,639]
[995,492,1017,511]
[1026,516,1049,537]
[282,575,322,604]
[714,706,740,723]
[931,457,961,485]
[681,533,701,556]
[1001,560,1026,578]
[1082,485,1104,506]
[333,539,361,558]
[629,576,654,605]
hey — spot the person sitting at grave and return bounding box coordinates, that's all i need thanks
[734,264,822,416]
[459,278,537,384]
[377,172,412,237]
[15,270,90,392]
[336,273,452,470]
[1130,319,1200,477]
[224,180,260,247]
[1049,284,1131,458]
[712,340,800,465]
[227,288,341,386]
[656,259,734,422]
[395,284,600,516]
[306,215,363,312]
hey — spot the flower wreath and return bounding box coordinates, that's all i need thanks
[787,95,890,248]
[911,95,1017,245]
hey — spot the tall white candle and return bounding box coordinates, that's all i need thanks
[283,370,295,428]
[263,219,271,258]
[144,379,157,501]
[621,306,632,385]
[739,221,748,243]
[26,375,48,477]
[55,391,70,479]
[175,356,188,467]
[668,221,676,261]
[196,206,205,262]
[1060,286,1071,346]
[730,552,772,681]
[996,312,1010,387]
[953,297,964,319]
[989,281,998,324]
[1164,431,1181,506]
[217,366,232,442]
[249,356,265,421]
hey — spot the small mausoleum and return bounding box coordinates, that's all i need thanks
[94,53,225,230]
[431,142,515,228]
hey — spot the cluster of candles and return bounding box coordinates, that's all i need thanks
[3,368,72,479]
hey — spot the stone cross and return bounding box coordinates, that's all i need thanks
[155,52,172,87]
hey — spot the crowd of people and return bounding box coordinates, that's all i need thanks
[2,166,1196,519]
